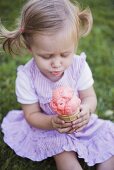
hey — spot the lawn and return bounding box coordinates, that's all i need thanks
[0,0,114,170]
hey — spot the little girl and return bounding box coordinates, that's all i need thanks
[1,0,114,170]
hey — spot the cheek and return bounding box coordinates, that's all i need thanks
[34,58,43,69]
[65,56,73,66]
[36,58,50,69]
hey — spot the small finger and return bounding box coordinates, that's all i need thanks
[76,125,86,132]
[79,112,85,117]
[57,122,72,129]
[55,117,65,124]
[72,120,87,129]
[62,122,72,128]
[58,127,72,133]
[68,128,76,134]
[72,116,87,125]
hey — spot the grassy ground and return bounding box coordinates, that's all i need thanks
[0,0,114,170]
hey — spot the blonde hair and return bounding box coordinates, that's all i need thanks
[0,0,93,55]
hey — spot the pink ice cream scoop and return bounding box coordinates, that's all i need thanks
[50,86,81,122]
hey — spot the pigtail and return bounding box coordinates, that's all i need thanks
[78,7,93,37]
[0,21,25,55]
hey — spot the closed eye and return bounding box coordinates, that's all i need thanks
[61,53,71,57]
[40,55,53,59]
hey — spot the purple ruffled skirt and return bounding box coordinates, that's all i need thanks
[1,110,114,166]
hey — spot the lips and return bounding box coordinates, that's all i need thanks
[51,71,63,76]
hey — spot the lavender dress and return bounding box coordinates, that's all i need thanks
[1,53,114,166]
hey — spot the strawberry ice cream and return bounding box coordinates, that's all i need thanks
[50,86,81,122]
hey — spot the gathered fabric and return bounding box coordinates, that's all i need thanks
[1,111,114,166]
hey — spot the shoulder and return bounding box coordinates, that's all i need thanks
[70,52,87,77]
[17,58,35,76]
[73,53,94,90]
[73,52,86,64]
[16,58,37,94]
[16,58,40,82]
[15,59,39,104]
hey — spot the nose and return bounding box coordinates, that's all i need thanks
[51,56,62,68]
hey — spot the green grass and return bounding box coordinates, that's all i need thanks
[0,0,114,169]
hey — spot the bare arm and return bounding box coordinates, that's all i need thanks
[78,86,97,113]
[21,102,72,132]
[69,86,97,133]
[22,103,54,130]
[21,86,97,132]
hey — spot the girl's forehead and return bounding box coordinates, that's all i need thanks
[31,29,76,53]
[32,33,75,53]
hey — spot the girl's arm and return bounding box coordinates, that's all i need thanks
[22,103,53,130]
[21,103,72,131]
[78,85,97,113]
[69,86,97,133]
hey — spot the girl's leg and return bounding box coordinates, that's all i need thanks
[53,151,83,170]
[97,156,114,170]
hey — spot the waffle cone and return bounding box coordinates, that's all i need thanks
[58,110,80,122]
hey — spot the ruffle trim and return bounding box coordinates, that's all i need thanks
[1,110,114,166]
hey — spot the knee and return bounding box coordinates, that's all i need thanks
[97,156,114,170]
[53,151,83,170]
[67,162,82,170]
[55,161,82,170]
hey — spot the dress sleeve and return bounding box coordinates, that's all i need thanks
[15,66,39,104]
[77,61,94,91]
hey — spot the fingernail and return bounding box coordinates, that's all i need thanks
[72,122,75,125]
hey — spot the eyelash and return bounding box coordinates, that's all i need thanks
[40,55,52,59]
[40,53,70,59]
[61,53,70,57]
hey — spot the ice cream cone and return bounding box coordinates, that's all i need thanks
[58,109,80,122]
[50,87,81,122]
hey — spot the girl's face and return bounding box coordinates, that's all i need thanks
[30,30,76,81]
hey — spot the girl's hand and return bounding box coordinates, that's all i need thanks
[51,115,72,133]
[69,104,91,133]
